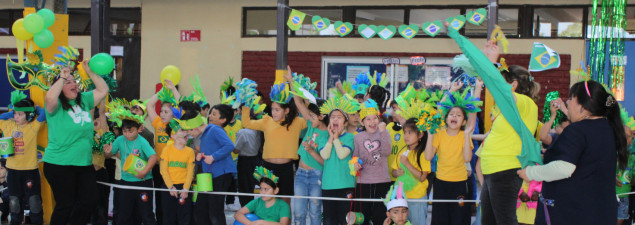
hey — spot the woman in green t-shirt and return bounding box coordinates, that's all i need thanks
[43,60,109,225]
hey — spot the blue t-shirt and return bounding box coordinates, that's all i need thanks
[111,134,155,182]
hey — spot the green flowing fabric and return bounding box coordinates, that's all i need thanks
[447,28,542,167]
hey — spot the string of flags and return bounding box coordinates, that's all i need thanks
[286,7,488,40]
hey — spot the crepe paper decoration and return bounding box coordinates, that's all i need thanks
[348,156,363,176]
[334,21,353,37]
[491,25,510,53]
[312,16,331,32]
[542,91,567,129]
[396,162,418,191]
[529,42,561,72]
[588,0,627,86]
[399,24,419,39]
[94,131,116,153]
[445,15,466,31]
[376,25,397,40]
[437,89,483,116]
[422,21,443,37]
[270,82,292,104]
[358,24,377,39]
[233,78,258,109]
[287,9,306,31]
[467,8,487,25]
[253,166,279,183]
[446,27,543,167]
[415,106,445,134]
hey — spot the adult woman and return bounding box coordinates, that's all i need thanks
[518,80,627,225]
[43,60,109,224]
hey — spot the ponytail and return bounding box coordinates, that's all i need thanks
[502,65,541,102]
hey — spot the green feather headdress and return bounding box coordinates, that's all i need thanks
[108,105,145,127]
[270,82,292,104]
[250,96,267,119]
[168,118,183,135]
[191,75,209,107]
[329,81,354,99]
[394,84,418,109]
[220,91,236,106]
[253,166,279,183]
[368,71,389,88]
[319,96,358,116]
[415,107,445,134]
[437,89,483,116]
[220,77,235,93]
[158,88,179,107]
[9,90,33,112]
[292,73,318,99]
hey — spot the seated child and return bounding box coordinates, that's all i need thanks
[234,166,290,225]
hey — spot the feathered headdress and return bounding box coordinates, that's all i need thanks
[453,54,479,78]
[249,96,267,119]
[157,88,182,119]
[176,115,207,130]
[253,166,279,183]
[359,99,380,120]
[270,82,292,104]
[368,71,389,88]
[191,75,209,108]
[352,73,372,96]
[221,91,236,106]
[233,78,258,109]
[108,105,146,127]
[292,73,318,98]
[329,81,355,99]
[320,96,358,118]
[415,107,445,134]
[384,181,408,210]
[394,84,418,108]
[220,77,235,93]
[9,90,33,112]
[168,118,183,135]
[437,89,483,116]
[396,99,437,121]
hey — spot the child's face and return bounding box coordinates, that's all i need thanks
[131,106,145,117]
[391,104,400,119]
[362,114,380,133]
[329,110,348,132]
[309,112,322,128]
[122,127,140,141]
[446,107,466,130]
[160,104,174,123]
[403,126,422,147]
[348,112,360,128]
[209,109,226,127]
[259,182,279,201]
[13,111,27,125]
[387,207,409,225]
[200,108,209,118]
[171,129,188,146]
[271,103,289,123]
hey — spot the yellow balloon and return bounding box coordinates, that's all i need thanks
[12,19,34,41]
[160,65,181,86]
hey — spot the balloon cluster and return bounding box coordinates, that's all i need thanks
[12,9,56,49]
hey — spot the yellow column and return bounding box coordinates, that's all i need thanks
[275,69,287,84]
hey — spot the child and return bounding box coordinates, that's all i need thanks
[425,87,481,225]
[353,99,392,225]
[234,113,263,207]
[318,97,357,225]
[160,119,195,225]
[387,100,407,182]
[382,182,411,225]
[104,107,158,225]
[242,74,307,203]
[0,90,46,225]
[91,100,110,225]
[185,104,235,225]
[234,166,290,225]
[539,97,569,148]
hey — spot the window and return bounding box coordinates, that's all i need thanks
[534,7,584,37]
[465,8,519,37]
[244,9,277,36]
[295,9,342,36]
[355,9,404,26]
[0,9,25,36]
[409,9,460,36]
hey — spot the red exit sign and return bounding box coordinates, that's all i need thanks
[181,30,201,42]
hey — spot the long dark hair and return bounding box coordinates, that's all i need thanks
[367,85,391,113]
[52,76,83,111]
[570,80,627,170]
[501,65,541,102]
[276,101,299,130]
[307,99,329,126]
[403,118,429,177]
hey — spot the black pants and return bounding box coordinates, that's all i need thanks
[354,182,390,225]
[431,179,471,225]
[7,168,43,225]
[262,161,295,196]
[237,155,260,207]
[91,168,110,225]
[194,173,232,225]
[43,162,98,225]
[162,184,192,225]
[152,166,164,225]
[322,188,354,225]
[225,175,237,205]
[481,168,522,225]
[118,179,156,225]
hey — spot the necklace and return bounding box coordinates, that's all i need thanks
[125,138,138,156]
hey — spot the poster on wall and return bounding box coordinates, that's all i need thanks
[396,65,409,91]
[346,65,370,82]
[424,65,452,89]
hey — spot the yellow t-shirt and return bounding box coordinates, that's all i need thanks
[480,93,538,175]
[224,119,242,160]
[387,122,407,181]
[0,120,44,170]
[433,129,473,182]
[390,148,431,199]
[160,143,196,190]
[242,109,307,160]
[152,117,170,157]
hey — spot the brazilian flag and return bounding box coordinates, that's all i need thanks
[529,42,561,72]
[287,9,306,31]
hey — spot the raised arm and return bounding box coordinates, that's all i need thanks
[147,92,160,123]
[45,67,71,113]
[285,66,320,125]
[83,60,109,106]
[424,131,436,161]
[540,103,559,146]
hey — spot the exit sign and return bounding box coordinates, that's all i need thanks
[181,30,201,42]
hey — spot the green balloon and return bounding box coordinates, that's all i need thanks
[33,29,54,49]
[89,53,115,75]
[37,9,56,28]
[23,14,44,34]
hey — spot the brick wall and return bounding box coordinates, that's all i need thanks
[242,51,571,120]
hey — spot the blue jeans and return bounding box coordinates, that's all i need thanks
[293,168,322,225]
[408,195,428,225]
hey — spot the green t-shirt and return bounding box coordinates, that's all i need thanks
[111,134,156,182]
[321,132,356,190]
[245,198,290,222]
[43,91,95,166]
[616,154,635,194]
[297,120,328,171]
